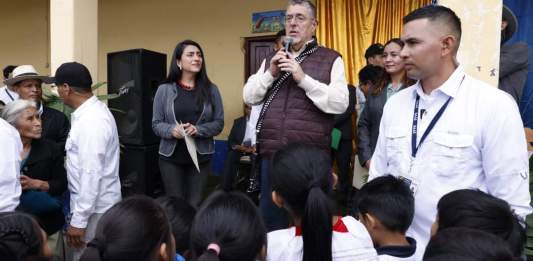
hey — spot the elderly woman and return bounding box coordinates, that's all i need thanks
[1,99,67,235]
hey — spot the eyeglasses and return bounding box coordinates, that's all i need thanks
[285,14,309,24]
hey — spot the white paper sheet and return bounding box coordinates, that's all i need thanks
[176,121,200,172]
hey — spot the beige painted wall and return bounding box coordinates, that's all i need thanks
[0,0,50,75]
[99,0,290,138]
[439,0,502,87]
[0,0,291,138]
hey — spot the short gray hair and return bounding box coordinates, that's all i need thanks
[1,99,37,127]
[288,0,317,19]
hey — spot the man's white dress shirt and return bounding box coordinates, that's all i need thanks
[66,96,121,228]
[369,66,532,259]
[0,118,22,212]
[0,85,18,105]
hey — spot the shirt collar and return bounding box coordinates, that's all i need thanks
[414,65,465,99]
[71,95,98,121]
[376,237,417,258]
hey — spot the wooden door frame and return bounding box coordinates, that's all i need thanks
[243,35,277,81]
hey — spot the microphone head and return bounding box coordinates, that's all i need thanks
[284,37,294,51]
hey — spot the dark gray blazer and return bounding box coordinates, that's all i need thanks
[152,82,224,156]
[357,89,387,166]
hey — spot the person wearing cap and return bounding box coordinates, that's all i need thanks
[365,43,385,67]
[8,65,70,148]
[0,65,18,106]
[499,5,530,104]
[53,62,121,260]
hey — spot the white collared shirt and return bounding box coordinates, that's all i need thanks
[0,118,22,212]
[65,96,121,228]
[243,104,262,146]
[369,66,532,260]
[0,85,19,105]
[243,43,348,114]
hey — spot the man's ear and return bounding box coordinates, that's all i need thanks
[441,35,457,57]
[271,191,284,208]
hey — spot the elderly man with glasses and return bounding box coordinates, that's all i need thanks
[243,0,349,231]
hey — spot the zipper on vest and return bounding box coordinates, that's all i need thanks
[280,84,292,143]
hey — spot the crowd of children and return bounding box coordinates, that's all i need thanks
[0,143,525,261]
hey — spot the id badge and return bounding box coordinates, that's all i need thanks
[399,175,418,195]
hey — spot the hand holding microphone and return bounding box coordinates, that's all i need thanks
[268,37,293,77]
[277,37,305,83]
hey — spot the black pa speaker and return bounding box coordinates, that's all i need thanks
[119,144,162,197]
[108,48,167,145]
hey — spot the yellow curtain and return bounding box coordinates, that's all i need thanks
[316,0,431,84]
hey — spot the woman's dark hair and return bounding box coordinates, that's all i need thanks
[156,196,196,255]
[424,228,517,261]
[190,190,266,261]
[436,189,526,258]
[0,212,47,261]
[371,38,414,96]
[80,196,173,261]
[270,143,334,261]
[166,39,213,110]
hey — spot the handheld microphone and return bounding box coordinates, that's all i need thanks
[284,37,293,53]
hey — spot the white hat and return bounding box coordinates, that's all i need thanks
[3,65,52,86]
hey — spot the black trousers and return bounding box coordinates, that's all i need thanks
[158,159,210,207]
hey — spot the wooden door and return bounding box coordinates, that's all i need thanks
[244,35,277,81]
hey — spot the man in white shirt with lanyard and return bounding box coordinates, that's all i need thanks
[53,62,121,260]
[369,5,532,259]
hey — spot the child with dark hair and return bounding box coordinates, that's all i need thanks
[80,196,175,261]
[356,175,416,260]
[432,189,526,258]
[267,144,376,261]
[423,227,517,261]
[156,196,196,261]
[0,212,52,261]
[190,190,266,261]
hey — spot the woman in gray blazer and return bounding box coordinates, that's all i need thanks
[152,40,224,206]
[357,39,413,169]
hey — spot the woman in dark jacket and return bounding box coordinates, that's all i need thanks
[152,40,224,206]
[1,99,67,235]
[357,38,414,169]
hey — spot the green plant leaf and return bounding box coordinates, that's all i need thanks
[91,82,107,91]
[109,108,126,114]
[97,93,120,100]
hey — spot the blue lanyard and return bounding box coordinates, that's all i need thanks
[411,95,451,158]
[5,88,14,101]
[410,76,465,158]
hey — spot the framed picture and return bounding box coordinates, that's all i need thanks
[252,10,285,33]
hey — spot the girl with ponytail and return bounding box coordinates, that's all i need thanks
[80,196,175,261]
[267,144,377,261]
[190,189,266,261]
